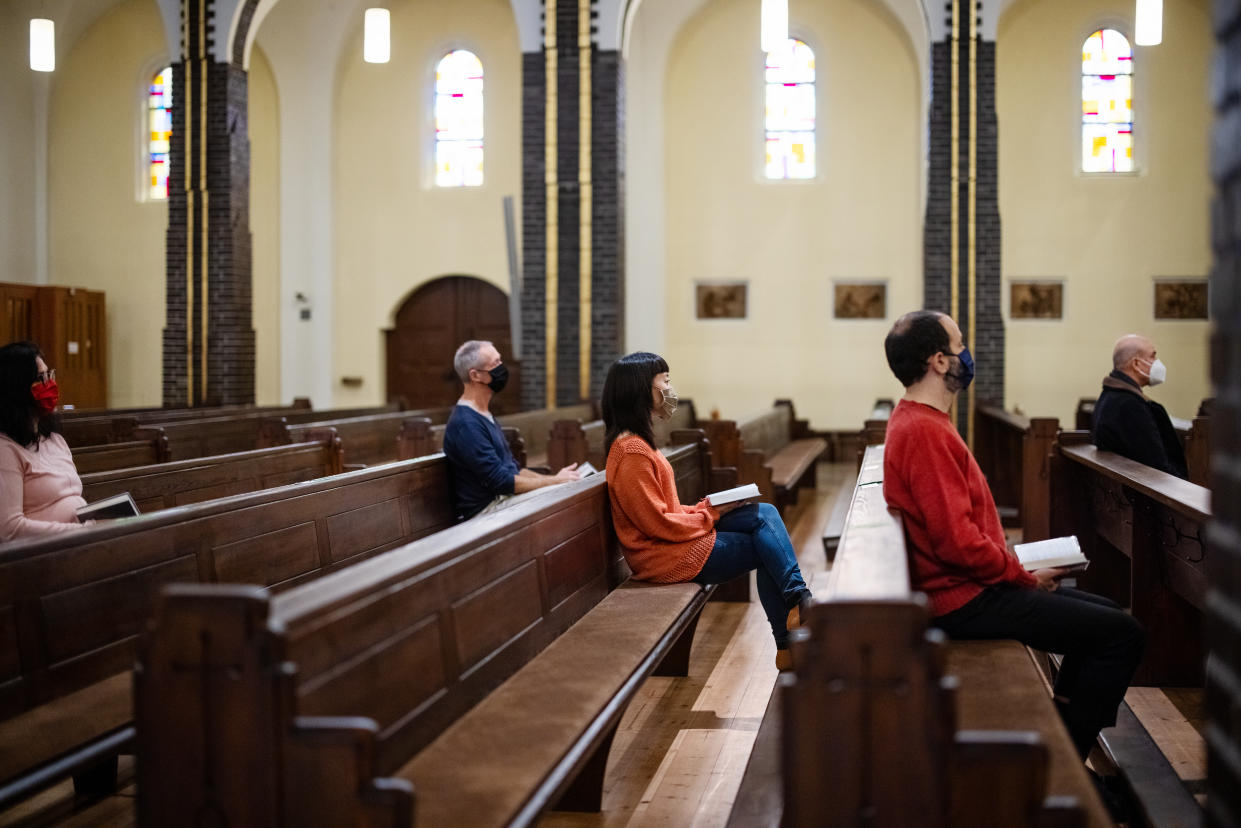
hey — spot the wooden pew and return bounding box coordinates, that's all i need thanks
[1182,415,1210,486]
[729,444,1110,827]
[497,402,597,469]
[545,398,706,478]
[703,400,827,512]
[59,400,314,448]
[0,454,456,812]
[396,418,528,468]
[79,430,343,512]
[1050,432,1209,687]
[258,407,454,469]
[973,403,1059,541]
[69,427,170,474]
[135,439,729,827]
[823,401,892,559]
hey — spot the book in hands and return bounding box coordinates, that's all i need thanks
[1014,535,1089,573]
[76,492,140,522]
[707,483,760,507]
[577,461,599,476]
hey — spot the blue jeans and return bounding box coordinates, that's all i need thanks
[693,502,810,648]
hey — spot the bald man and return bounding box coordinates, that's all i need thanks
[1091,334,1187,479]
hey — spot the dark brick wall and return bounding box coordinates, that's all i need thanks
[1206,2,1241,825]
[923,28,1004,436]
[520,50,547,410]
[519,2,623,410]
[163,0,256,406]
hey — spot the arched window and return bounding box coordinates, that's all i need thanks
[1081,29,1133,173]
[764,38,815,180]
[149,66,173,199]
[435,50,484,187]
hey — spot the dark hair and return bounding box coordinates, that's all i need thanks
[884,311,950,387]
[602,351,669,456]
[0,341,58,448]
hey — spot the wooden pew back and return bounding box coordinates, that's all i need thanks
[79,431,343,512]
[59,401,312,448]
[397,418,528,468]
[498,402,596,463]
[973,404,1059,542]
[69,426,169,474]
[259,407,454,468]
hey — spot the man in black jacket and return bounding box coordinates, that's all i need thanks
[1091,334,1188,479]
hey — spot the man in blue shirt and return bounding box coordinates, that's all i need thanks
[443,340,580,520]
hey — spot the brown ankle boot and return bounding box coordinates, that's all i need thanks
[775,649,794,671]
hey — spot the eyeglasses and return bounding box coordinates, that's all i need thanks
[34,369,55,385]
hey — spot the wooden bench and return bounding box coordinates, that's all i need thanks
[79,430,343,512]
[729,444,1110,827]
[69,427,170,474]
[703,400,827,512]
[135,439,731,826]
[823,402,891,558]
[396,418,528,468]
[258,407,454,469]
[973,403,1060,540]
[0,454,456,812]
[498,402,597,469]
[59,400,314,448]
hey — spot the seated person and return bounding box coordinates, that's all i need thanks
[1092,334,1188,479]
[601,351,812,671]
[442,340,579,521]
[881,311,1144,760]
[0,341,88,541]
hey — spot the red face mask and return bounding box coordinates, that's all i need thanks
[30,380,59,414]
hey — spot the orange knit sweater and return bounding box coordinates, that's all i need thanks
[605,434,718,583]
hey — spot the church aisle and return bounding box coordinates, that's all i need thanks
[538,461,849,828]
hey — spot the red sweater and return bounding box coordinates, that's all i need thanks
[605,434,718,583]
[882,399,1036,616]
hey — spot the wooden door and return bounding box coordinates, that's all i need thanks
[385,276,522,414]
[0,283,39,345]
[36,287,108,410]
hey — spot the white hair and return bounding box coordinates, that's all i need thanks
[453,340,493,383]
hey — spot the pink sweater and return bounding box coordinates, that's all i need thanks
[0,432,87,541]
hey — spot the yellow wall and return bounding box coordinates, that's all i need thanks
[333,0,521,405]
[48,0,167,407]
[249,46,282,406]
[662,0,920,428]
[998,0,1213,424]
[0,3,37,283]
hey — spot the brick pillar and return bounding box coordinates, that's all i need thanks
[1206,2,1241,825]
[923,5,1003,442]
[163,0,256,406]
[519,0,624,410]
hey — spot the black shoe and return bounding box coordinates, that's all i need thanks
[1086,769,1131,824]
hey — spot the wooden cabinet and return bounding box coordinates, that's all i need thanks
[1,282,108,409]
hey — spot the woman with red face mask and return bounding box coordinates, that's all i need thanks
[0,341,87,541]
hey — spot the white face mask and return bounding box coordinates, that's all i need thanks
[1138,357,1167,387]
[656,385,678,420]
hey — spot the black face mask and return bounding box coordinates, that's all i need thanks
[484,363,509,393]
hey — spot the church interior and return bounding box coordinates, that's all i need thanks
[2,0,1241,825]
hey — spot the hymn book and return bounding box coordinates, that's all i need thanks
[1014,535,1089,573]
[576,462,599,476]
[76,492,140,522]
[707,483,761,507]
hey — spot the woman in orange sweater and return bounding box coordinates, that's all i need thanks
[602,352,812,670]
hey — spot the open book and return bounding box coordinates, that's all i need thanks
[576,461,599,477]
[1014,535,1089,573]
[76,492,140,522]
[707,483,760,507]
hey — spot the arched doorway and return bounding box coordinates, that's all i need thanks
[384,276,522,414]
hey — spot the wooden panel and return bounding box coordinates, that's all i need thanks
[451,560,543,670]
[326,498,405,562]
[212,522,321,586]
[544,526,607,610]
[297,614,447,734]
[0,605,19,683]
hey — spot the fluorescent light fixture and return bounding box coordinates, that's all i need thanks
[1135,0,1162,45]
[30,19,55,72]
[760,0,788,53]
[364,8,390,64]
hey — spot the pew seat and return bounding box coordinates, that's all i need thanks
[398,579,712,826]
[704,400,826,511]
[819,469,856,562]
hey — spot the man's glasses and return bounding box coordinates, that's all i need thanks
[34,369,55,385]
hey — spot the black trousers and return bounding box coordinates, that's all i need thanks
[934,585,1146,759]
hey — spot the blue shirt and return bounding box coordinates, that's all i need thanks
[442,404,520,520]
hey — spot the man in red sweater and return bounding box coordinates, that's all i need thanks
[882,310,1144,762]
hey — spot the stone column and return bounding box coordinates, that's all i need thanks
[923,2,1003,442]
[163,0,257,406]
[1206,2,1241,824]
[520,0,624,410]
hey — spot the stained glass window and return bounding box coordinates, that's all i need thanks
[1082,29,1133,173]
[435,50,484,187]
[149,66,173,199]
[765,38,815,180]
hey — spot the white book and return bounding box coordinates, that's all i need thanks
[1014,535,1089,572]
[707,483,761,507]
[76,492,140,522]
[577,461,599,476]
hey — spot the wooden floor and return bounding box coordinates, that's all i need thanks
[2,461,1207,827]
